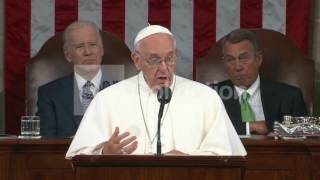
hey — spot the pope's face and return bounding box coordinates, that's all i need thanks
[131,33,177,91]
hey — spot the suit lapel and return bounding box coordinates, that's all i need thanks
[58,75,82,127]
[73,76,83,126]
[99,71,112,90]
[60,75,75,115]
[260,79,278,129]
[220,81,246,135]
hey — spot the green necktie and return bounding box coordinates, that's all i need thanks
[240,92,255,122]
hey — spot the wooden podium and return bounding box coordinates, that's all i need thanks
[1,136,320,180]
[71,155,246,180]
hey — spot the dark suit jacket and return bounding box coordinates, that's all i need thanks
[37,74,108,137]
[212,79,308,135]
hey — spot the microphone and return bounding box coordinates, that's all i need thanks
[156,86,172,155]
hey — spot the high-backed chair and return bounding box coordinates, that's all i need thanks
[196,29,314,114]
[26,31,137,115]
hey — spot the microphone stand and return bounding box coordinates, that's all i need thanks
[156,86,172,156]
[157,103,165,155]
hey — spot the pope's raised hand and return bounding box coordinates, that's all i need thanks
[102,127,138,154]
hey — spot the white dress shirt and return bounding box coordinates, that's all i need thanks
[74,69,102,104]
[234,76,265,135]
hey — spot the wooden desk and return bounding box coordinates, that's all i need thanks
[244,136,312,180]
[0,136,319,180]
[72,155,246,180]
[0,138,72,180]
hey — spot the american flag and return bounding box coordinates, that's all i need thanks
[5,0,312,133]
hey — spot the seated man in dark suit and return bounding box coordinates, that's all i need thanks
[37,20,108,137]
[212,29,308,135]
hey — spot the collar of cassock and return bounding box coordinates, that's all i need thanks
[138,71,175,95]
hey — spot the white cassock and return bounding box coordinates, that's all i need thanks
[66,72,247,158]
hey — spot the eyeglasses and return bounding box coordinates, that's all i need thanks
[145,55,176,67]
[135,51,176,67]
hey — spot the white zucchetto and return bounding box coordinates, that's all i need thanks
[134,25,173,46]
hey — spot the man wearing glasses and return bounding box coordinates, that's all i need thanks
[212,29,307,136]
[66,25,246,158]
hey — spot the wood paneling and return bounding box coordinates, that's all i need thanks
[0,136,319,180]
[72,155,246,180]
